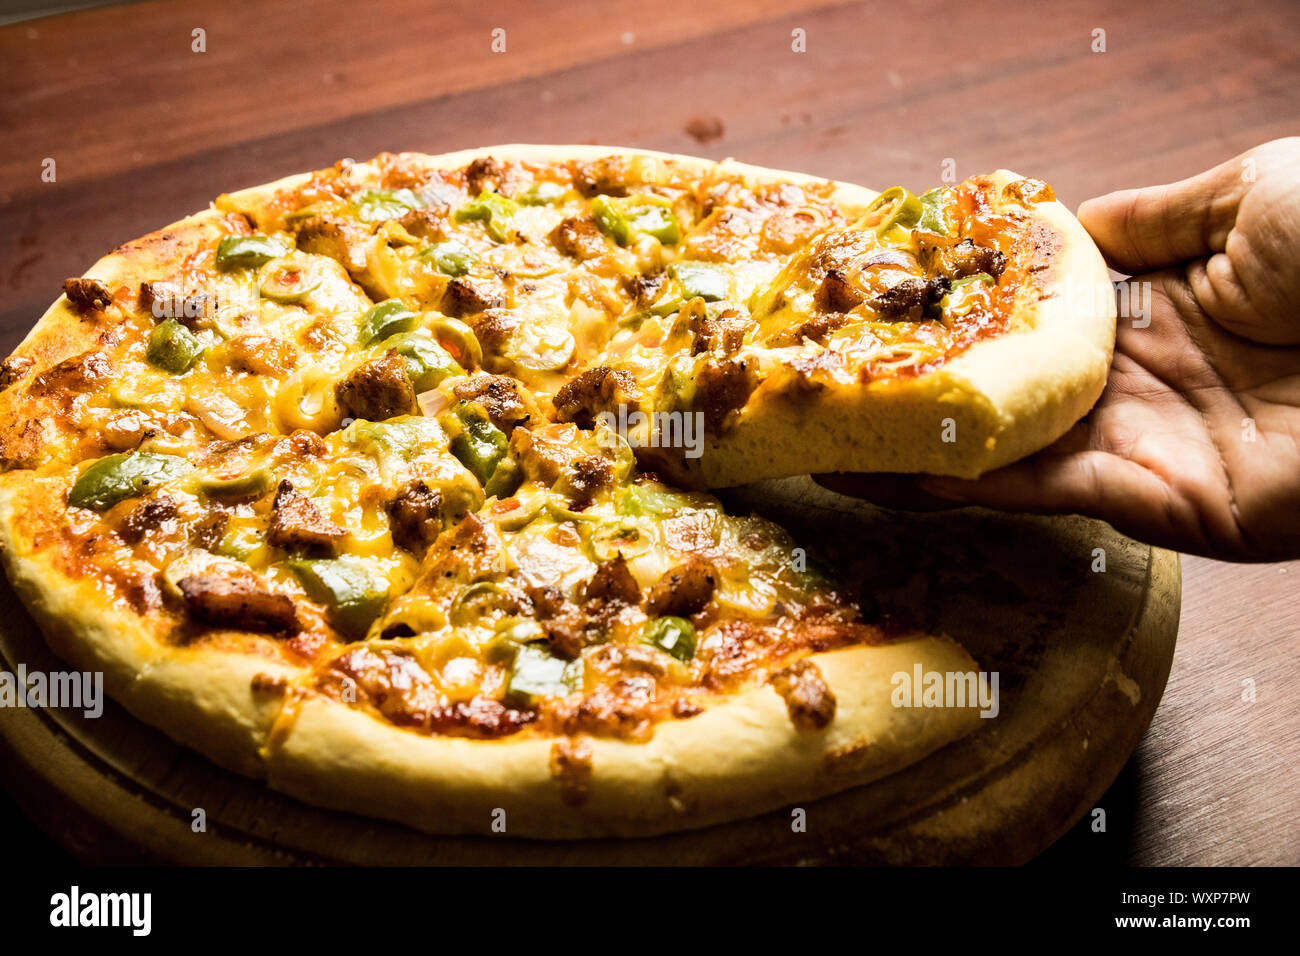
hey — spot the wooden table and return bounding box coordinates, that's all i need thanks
[1,0,1297,865]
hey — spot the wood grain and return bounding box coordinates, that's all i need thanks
[1,0,1298,864]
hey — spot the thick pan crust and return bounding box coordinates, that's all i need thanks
[0,145,1099,837]
[267,637,984,838]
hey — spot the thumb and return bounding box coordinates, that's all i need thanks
[1076,146,1260,275]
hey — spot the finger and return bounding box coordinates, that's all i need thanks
[917,450,1215,555]
[813,422,1096,511]
[812,473,966,512]
[1076,151,1252,274]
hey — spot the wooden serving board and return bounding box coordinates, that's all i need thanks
[0,478,1178,864]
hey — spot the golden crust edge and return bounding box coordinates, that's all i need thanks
[266,635,985,839]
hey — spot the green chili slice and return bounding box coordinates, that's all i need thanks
[215,236,286,270]
[69,452,189,511]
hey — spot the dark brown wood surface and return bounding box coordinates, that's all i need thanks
[1,0,1297,865]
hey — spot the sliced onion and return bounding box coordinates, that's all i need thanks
[416,387,451,418]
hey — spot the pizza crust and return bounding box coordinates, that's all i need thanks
[266,635,984,838]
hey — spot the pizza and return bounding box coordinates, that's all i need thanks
[0,146,1110,838]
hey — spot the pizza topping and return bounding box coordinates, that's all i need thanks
[31,349,111,396]
[675,261,731,303]
[917,235,1007,282]
[768,658,836,731]
[68,452,189,511]
[646,558,717,618]
[383,331,463,390]
[0,355,34,390]
[691,307,750,356]
[507,643,584,705]
[441,401,512,488]
[335,355,418,422]
[119,494,183,545]
[692,356,756,433]
[453,190,518,243]
[268,480,347,556]
[357,299,419,346]
[450,374,536,434]
[349,187,424,225]
[552,366,639,428]
[177,572,299,633]
[62,277,115,314]
[583,554,641,607]
[642,615,697,662]
[291,214,370,275]
[286,557,390,640]
[571,157,630,197]
[214,235,287,270]
[224,335,299,377]
[386,480,444,554]
[146,319,207,374]
[550,216,607,260]
[440,274,506,318]
[18,154,1044,745]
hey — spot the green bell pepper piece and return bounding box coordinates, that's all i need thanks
[215,526,263,560]
[349,188,423,225]
[215,235,287,270]
[617,484,690,517]
[68,452,189,511]
[443,402,509,486]
[590,196,630,245]
[642,615,697,662]
[505,643,583,705]
[625,203,680,244]
[675,261,729,302]
[453,190,518,242]
[146,319,206,373]
[483,456,522,499]
[287,557,390,640]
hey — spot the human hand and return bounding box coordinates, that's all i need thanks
[819,138,1300,561]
